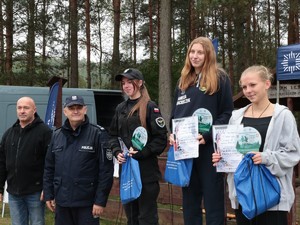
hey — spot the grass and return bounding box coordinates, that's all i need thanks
[0,203,124,225]
[1,197,299,225]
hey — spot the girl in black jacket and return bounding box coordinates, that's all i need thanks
[169,37,233,225]
[109,68,168,225]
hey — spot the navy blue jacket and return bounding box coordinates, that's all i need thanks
[171,74,233,146]
[43,116,113,207]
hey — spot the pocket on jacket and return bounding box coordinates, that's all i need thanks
[52,146,63,153]
[72,177,97,201]
[53,177,62,196]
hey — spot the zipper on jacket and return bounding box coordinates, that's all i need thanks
[14,131,23,194]
[101,138,104,163]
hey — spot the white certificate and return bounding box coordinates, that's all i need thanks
[212,124,244,172]
[172,116,199,160]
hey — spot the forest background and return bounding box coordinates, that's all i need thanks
[0,0,299,125]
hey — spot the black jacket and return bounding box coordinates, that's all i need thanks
[0,113,52,196]
[43,116,114,207]
[109,99,168,183]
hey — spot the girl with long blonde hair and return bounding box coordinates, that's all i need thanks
[170,37,233,225]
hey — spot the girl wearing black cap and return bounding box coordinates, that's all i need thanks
[109,68,168,225]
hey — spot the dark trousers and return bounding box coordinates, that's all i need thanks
[182,156,225,225]
[123,181,160,225]
[55,204,99,225]
[235,206,288,225]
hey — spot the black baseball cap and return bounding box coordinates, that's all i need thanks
[64,95,85,108]
[115,68,144,81]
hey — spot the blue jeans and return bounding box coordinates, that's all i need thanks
[8,192,45,225]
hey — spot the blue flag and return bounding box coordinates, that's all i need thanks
[212,38,219,56]
[45,82,59,129]
[276,43,300,80]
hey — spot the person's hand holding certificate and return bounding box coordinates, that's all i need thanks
[172,116,199,160]
[212,124,244,172]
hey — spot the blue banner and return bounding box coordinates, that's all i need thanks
[276,43,300,80]
[45,82,59,129]
[212,38,219,56]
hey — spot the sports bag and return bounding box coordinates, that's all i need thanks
[120,155,142,204]
[164,145,193,187]
[234,153,281,219]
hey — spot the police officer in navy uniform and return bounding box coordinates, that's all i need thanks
[109,68,168,225]
[43,95,114,225]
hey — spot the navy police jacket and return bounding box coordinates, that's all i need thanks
[43,115,113,207]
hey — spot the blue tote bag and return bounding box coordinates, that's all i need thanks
[164,145,193,187]
[120,155,142,204]
[234,153,281,219]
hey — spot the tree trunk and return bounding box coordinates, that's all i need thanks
[85,0,91,88]
[69,0,79,88]
[41,0,47,77]
[226,2,234,92]
[189,0,196,40]
[156,0,160,57]
[288,0,299,44]
[97,6,103,87]
[149,0,154,61]
[5,0,13,85]
[159,0,172,132]
[0,0,4,74]
[132,0,137,64]
[267,0,272,51]
[274,0,280,47]
[112,0,121,88]
[252,4,257,64]
[245,2,252,66]
[27,0,35,86]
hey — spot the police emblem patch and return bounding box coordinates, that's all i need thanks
[106,149,113,160]
[155,117,165,128]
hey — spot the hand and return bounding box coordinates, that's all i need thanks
[46,200,56,212]
[212,152,221,166]
[116,152,126,164]
[40,191,44,201]
[251,152,262,164]
[197,134,206,145]
[169,133,175,145]
[128,147,139,156]
[92,204,104,218]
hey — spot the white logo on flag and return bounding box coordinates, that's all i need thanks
[281,51,300,73]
